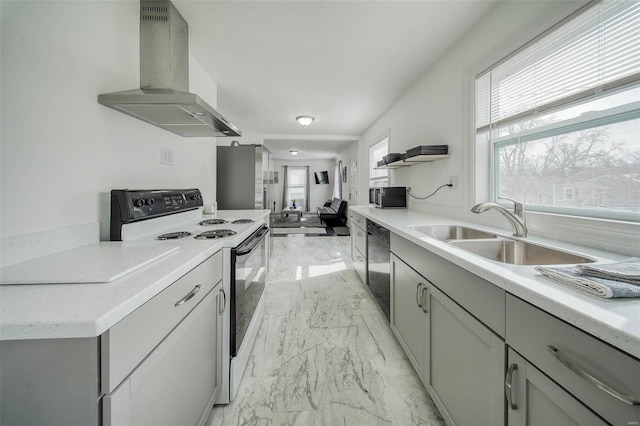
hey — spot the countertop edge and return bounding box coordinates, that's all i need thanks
[350,206,640,359]
[0,210,270,341]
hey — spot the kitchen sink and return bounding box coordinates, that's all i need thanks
[449,239,595,265]
[411,225,498,241]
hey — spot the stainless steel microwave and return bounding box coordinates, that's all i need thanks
[369,187,407,208]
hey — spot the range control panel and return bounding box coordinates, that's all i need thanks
[111,189,204,239]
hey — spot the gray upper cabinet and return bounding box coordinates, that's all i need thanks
[506,349,607,426]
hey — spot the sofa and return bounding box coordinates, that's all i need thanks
[317,198,347,224]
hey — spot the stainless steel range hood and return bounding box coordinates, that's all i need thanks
[98,0,241,138]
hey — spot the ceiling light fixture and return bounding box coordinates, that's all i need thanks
[289,150,299,156]
[296,115,314,126]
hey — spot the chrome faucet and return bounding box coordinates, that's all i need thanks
[471,197,528,237]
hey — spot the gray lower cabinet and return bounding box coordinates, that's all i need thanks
[506,349,607,426]
[390,253,427,380]
[0,252,224,426]
[427,282,505,426]
[506,295,640,426]
[0,337,101,425]
[390,253,505,426]
[103,282,221,426]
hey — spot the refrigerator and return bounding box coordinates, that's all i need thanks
[217,144,274,210]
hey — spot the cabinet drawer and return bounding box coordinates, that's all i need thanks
[354,225,366,255]
[506,295,640,426]
[101,251,222,393]
[354,213,365,228]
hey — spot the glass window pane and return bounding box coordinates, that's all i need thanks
[496,117,640,220]
[370,137,389,187]
[285,167,306,208]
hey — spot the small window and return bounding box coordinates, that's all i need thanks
[369,136,389,188]
[564,188,575,201]
[286,167,306,208]
[475,0,640,222]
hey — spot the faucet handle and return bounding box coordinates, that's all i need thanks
[498,197,525,217]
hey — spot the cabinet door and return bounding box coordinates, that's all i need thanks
[104,285,218,426]
[506,349,607,426]
[215,285,225,399]
[426,285,505,426]
[390,254,427,380]
[353,246,367,284]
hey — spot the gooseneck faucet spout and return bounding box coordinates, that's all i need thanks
[471,198,528,237]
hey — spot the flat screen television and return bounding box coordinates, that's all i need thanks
[314,171,329,184]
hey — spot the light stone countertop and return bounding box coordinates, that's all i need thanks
[0,210,269,341]
[350,206,640,359]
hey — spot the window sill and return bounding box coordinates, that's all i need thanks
[523,210,640,257]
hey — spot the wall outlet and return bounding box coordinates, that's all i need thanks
[449,175,459,189]
[161,147,174,166]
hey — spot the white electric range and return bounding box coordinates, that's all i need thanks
[110,189,270,404]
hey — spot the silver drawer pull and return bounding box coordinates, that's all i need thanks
[219,288,226,314]
[174,285,201,307]
[505,363,518,410]
[420,287,428,313]
[416,283,423,308]
[547,345,640,406]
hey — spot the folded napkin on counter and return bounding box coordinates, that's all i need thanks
[574,257,640,285]
[535,265,640,299]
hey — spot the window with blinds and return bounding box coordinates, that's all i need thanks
[476,0,640,222]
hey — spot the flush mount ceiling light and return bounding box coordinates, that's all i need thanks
[296,115,314,126]
[289,150,299,156]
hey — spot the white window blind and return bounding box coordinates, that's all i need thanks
[477,0,640,132]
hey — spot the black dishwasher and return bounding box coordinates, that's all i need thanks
[366,219,391,321]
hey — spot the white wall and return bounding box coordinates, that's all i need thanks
[0,2,219,240]
[272,159,335,212]
[357,0,639,255]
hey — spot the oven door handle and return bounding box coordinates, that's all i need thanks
[236,226,269,256]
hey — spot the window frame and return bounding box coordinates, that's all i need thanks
[369,135,389,188]
[477,0,640,223]
[285,166,307,208]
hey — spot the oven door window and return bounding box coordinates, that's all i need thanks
[231,227,267,357]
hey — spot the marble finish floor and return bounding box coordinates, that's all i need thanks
[209,236,445,426]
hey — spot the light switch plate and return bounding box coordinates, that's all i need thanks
[161,147,174,166]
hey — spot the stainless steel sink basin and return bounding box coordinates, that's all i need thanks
[411,225,498,241]
[449,239,595,265]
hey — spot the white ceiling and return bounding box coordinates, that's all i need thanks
[174,0,497,159]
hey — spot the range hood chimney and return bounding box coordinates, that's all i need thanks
[98,0,241,138]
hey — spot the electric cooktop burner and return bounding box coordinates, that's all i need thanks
[232,219,254,224]
[194,229,237,239]
[199,219,228,226]
[157,231,192,240]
